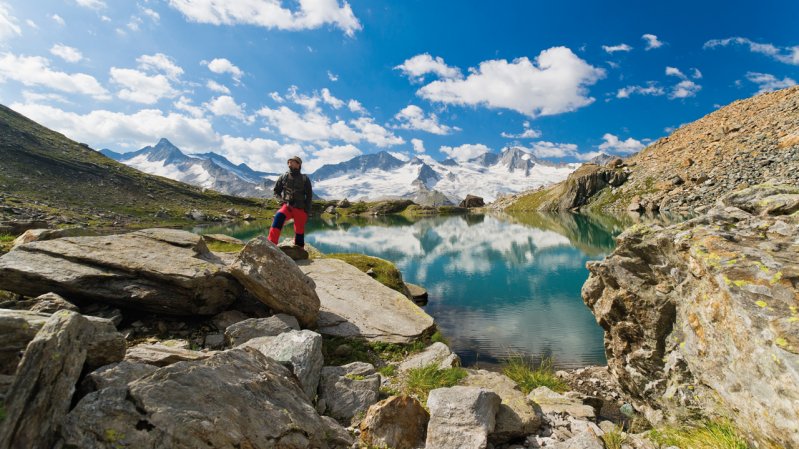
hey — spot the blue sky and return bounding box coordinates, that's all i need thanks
[0,0,797,173]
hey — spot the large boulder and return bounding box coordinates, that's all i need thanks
[582,184,799,448]
[527,386,596,419]
[398,342,460,372]
[461,369,542,443]
[239,330,323,400]
[318,362,380,423]
[298,258,435,343]
[459,195,485,208]
[228,236,320,328]
[0,229,243,315]
[359,395,429,449]
[59,348,350,449]
[425,386,501,449]
[0,311,92,449]
[224,314,299,346]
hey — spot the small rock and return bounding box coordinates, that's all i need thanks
[360,395,430,449]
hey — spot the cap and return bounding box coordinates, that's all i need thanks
[287,156,302,166]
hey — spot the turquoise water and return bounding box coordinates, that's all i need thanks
[196,212,626,369]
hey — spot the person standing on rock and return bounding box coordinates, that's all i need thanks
[268,156,313,247]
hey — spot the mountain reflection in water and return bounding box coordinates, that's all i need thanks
[195,212,632,369]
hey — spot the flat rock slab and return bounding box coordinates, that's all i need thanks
[298,258,435,343]
[125,343,213,367]
[0,229,242,315]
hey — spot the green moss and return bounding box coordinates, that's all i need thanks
[345,373,366,381]
[501,356,569,394]
[404,364,467,403]
[204,241,245,253]
[755,300,768,308]
[775,337,788,347]
[649,420,751,449]
[321,336,425,366]
[326,253,407,294]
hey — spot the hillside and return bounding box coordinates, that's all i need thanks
[0,104,271,228]
[505,86,799,213]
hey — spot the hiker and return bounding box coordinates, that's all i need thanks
[268,156,313,247]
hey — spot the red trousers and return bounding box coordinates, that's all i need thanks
[268,204,307,246]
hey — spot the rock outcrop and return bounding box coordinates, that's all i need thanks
[459,195,485,208]
[582,183,799,447]
[318,362,380,423]
[240,330,324,400]
[298,258,435,343]
[0,229,243,315]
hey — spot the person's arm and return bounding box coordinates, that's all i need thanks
[273,175,284,202]
[304,176,313,212]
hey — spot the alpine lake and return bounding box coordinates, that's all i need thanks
[193,211,647,369]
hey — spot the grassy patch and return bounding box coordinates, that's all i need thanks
[601,426,627,449]
[501,356,569,394]
[378,364,397,377]
[326,253,407,294]
[649,420,751,449]
[321,336,426,367]
[0,234,15,242]
[404,363,467,404]
[204,241,245,253]
[430,330,449,345]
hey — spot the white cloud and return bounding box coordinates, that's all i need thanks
[348,99,365,114]
[321,88,344,109]
[440,143,490,161]
[206,80,230,94]
[142,8,160,21]
[528,141,578,158]
[665,66,685,78]
[745,72,797,94]
[168,0,362,37]
[395,53,462,82]
[50,44,83,63]
[327,70,338,82]
[10,102,218,153]
[411,138,425,153]
[598,133,645,154]
[393,104,457,135]
[704,37,799,65]
[205,95,252,123]
[306,144,362,172]
[670,80,701,99]
[22,91,70,104]
[388,151,410,162]
[616,83,665,99]
[417,47,605,117]
[691,68,702,79]
[602,43,632,53]
[269,91,284,103]
[51,14,65,26]
[575,150,607,161]
[220,135,305,173]
[350,117,405,147]
[642,34,663,50]
[501,122,542,139]
[127,16,143,31]
[206,58,243,83]
[110,68,177,104]
[174,96,205,118]
[137,53,184,80]
[0,53,109,99]
[75,0,106,10]
[26,19,38,29]
[0,3,21,42]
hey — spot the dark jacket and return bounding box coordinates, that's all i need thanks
[273,169,313,211]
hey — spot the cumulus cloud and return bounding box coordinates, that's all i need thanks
[745,72,797,94]
[691,68,702,79]
[50,44,83,63]
[204,95,252,123]
[75,0,106,10]
[670,80,701,99]
[0,53,109,99]
[704,37,799,65]
[174,96,205,118]
[220,135,305,172]
[501,121,541,139]
[269,91,284,103]
[168,0,362,37]
[642,34,663,50]
[110,67,178,104]
[395,53,462,82]
[528,141,578,158]
[598,133,645,154]
[137,53,184,80]
[0,3,22,42]
[665,66,685,78]
[348,99,365,114]
[206,58,243,83]
[142,8,160,21]
[393,105,457,135]
[321,88,344,109]
[440,143,490,162]
[306,144,362,172]
[411,138,425,153]
[417,47,605,117]
[602,43,632,53]
[616,83,665,99]
[51,14,65,26]
[207,79,230,94]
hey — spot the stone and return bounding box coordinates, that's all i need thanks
[210,309,248,331]
[0,229,243,315]
[201,233,244,245]
[239,330,323,400]
[425,386,502,449]
[60,348,345,449]
[80,361,157,394]
[125,343,212,367]
[549,428,604,449]
[359,395,429,449]
[11,227,89,249]
[298,258,435,343]
[0,310,92,449]
[28,292,79,314]
[459,195,485,208]
[337,198,351,208]
[398,342,460,372]
[203,333,225,349]
[461,369,542,443]
[527,387,596,419]
[224,315,299,345]
[318,362,380,423]
[279,241,310,260]
[227,236,320,328]
[582,184,799,448]
[405,282,428,304]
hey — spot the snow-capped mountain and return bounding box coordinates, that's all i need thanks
[99,138,278,198]
[312,147,580,205]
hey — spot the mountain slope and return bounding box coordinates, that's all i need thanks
[0,104,267,226]
[505,86,799,213]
